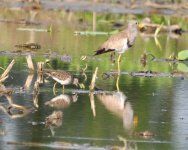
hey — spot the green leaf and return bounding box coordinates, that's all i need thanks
[177,63,188,72]
[178,50,188,60]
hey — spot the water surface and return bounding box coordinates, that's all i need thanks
[0,9,188,150]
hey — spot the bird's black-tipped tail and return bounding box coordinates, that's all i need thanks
[94,48,115,56]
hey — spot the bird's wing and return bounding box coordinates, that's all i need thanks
[99,31,128,50]
[45,69,72,80]
[52,71,72,80]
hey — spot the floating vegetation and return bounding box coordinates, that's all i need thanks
[17,26,52,33]
[134,131,155,138]
[140,51,155,67]
[140,18,183,35]
[139,52,188,65]
[106,70,188,78]
[7,141,48,148]
[177,63,188,72]
[177,50,188,60]
[15,43,41,50]
[74,30,118,36]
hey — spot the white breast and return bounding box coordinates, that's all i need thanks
[116,38,128,54]
[52,77,72,85]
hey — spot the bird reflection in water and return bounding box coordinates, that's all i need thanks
[0,84,31,119]
[45,111,63,136]
[45,93,78,109]
[96,91,135,131]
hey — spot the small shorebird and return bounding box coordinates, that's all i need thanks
[44,69,79,92]
[94,20,139,63]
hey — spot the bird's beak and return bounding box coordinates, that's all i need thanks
[138,23,145,31]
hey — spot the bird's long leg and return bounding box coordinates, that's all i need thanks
[117,54,122,63]
[62,85,65,94]
[53,82,58,95]
[133,115,139,127]
[117,54,122,75]
[116,54,122,92]
[116,75,120,92]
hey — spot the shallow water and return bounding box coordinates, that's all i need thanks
[0,9,188,150]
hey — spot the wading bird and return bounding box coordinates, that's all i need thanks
[45,69,79,93]
[94,20,141,73]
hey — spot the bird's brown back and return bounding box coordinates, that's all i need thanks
[99,29,129,50]
[45,69,73,81]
